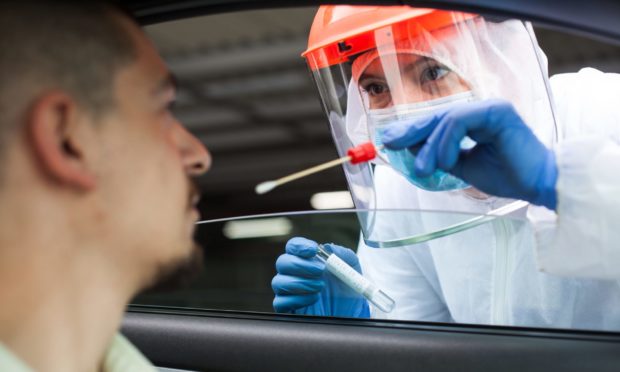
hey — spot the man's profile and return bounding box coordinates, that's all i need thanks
[0,1,210,371]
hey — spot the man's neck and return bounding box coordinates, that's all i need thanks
[0,246,133,372]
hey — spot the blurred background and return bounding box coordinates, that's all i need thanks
[133,6,620,312]
[144,6,620,221]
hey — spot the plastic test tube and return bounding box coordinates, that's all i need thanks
[316,244,396,313]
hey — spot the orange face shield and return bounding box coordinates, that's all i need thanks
[303,6,476,71]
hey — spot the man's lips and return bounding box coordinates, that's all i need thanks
[188,180,201,212]
[191,193,200,208]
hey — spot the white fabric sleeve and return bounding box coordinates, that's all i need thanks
[536,136,620,278]
[535,68,620,279]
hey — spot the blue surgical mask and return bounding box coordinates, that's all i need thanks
[368,91,476,191]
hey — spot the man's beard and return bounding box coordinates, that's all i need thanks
[139,242,205,294]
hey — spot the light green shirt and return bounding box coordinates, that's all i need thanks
[0,334,157,372]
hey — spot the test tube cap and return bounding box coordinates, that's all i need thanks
[347,142,377,164]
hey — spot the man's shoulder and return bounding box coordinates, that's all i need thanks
[103,334,158,372]
[0,343,33,372]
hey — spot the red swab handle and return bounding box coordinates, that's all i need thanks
[347,142,377,164]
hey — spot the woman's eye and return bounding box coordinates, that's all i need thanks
[364,83,388,96]
[421,65,450,83]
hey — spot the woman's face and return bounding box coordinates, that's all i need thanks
[357,53,470,109]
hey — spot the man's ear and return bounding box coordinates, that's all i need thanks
[27,91,96,190]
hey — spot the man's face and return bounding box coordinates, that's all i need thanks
[358,53,470,109]
[93,20,211,290]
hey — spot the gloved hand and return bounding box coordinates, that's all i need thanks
[272,237,370,317]
[381,99,558,210]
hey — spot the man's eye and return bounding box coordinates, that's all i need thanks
[165,100,177,113]
[421,65,450,83]
[364,83,389,96]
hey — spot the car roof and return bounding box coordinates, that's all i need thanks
[123,0,620,44]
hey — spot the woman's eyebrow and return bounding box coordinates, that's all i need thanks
[359,56,437,82]
[358,71,384,82]
[403,57,434,74]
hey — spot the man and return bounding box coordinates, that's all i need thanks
[272,5,620,330]
[0,1,210,371]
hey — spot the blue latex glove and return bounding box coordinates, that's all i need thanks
[382,99,558,210]
[272,237,370,317]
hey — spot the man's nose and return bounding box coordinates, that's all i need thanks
[176,123,211,176]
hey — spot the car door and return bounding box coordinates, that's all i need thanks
[121,1,620,371]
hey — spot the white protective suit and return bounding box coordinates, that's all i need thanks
[538,68,620,280]
[357,68,620,331]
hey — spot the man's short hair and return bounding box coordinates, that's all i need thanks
[0,1,137,139]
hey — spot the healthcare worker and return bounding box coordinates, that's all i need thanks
[272,6,620,330]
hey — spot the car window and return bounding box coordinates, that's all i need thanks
[132,6,620,333]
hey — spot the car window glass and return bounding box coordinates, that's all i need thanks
[132,7,620,333]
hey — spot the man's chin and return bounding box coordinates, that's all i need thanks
[139,242,205,294]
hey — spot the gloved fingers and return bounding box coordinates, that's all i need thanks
[275,253,325,278]
[412,119,447,177]
[447,149,471,180]
[414,102,490,174]
[380,114,441,149]
[271,274,325,295]
[412,99,520,173]
[382,99,520,152]
[436,112,469,171]
[285,237,319,258]
[407,143,424,156]
[322,243,362,273]
[273,293,320,313]
[451,146,506,194]
[447,99,520,143]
